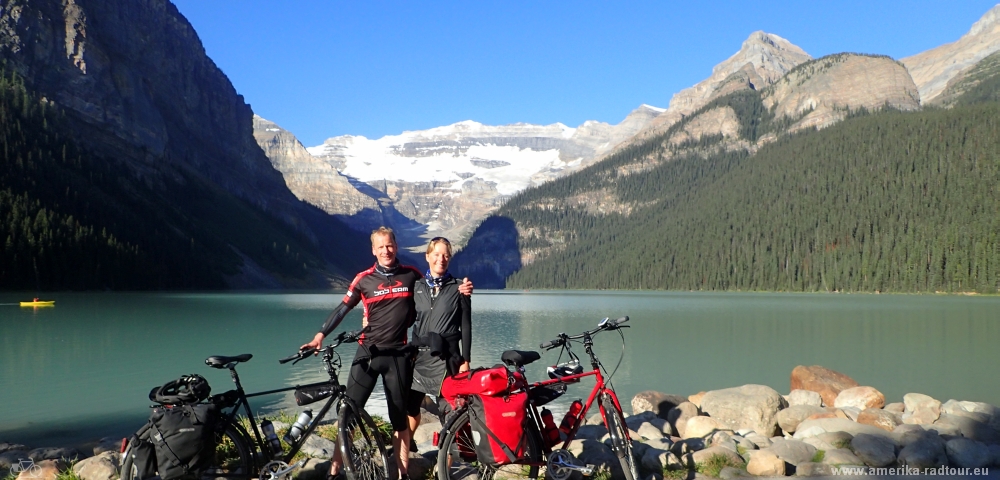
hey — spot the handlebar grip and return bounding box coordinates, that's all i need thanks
[280,348,316,364]
[615,316,629,325]
[540,338,564,349]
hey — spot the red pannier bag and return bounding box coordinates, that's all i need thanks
[467,391,528,465]
[441,366,512,407]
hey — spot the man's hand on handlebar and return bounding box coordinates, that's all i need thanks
[301,332,324,354]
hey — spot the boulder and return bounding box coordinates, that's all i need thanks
[941,399,1000,430]
[989,444,1000,468]
[839,406,862,421]
[632,391,687,418]
[689,446,746,468]
[857,408,901,432]
[834,386,885,410]
[894,424,943,447]
[746,449,786,476]
[573,439,621,476]
[820,448,864,466]
[709,432,739,454]
[789,365,858,407]
[72,452,119,480]
[700,384,786,436]
[404,452,435,480]
[670,438,707,455]
[413,418,441,446]
[850,433,896,467]
[768,438,817,466]
[787,389,824,407]
[27,447,83,461]
[625,411,659,431]
[684,416,728,439]
[667,402,700,437]
[732,435,758,454]
[794,418,898,445]
[300,434,337,458]
[0,444,28,454]
[802,431,854,451]
[577,424,609,440]
[0,450,31,472]
[794,462,834,476]
[718,466,751,479]
[897,437,948,469]
[18,459,65,480]
[903,408,941,425]
[91,438,121,456]
[638,422,667,440]
[775,405,827,434]
[641,447,681,471]
[945,438,991,468]
[884,402,905,414]
[744,433,773,449]
[934,413,1000,444]
[688,392,707,408]
[294,458,331,480]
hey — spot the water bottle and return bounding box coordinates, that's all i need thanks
[284,409,313,443]
[559,400,583,436]
[261,419,282,453]
[540,408,561,447]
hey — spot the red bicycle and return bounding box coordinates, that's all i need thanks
[435,316,638,480]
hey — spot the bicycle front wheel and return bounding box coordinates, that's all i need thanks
[338,402,390,480]
[120,420,255,480]
[436,407,543,480]
[601,393,639,480]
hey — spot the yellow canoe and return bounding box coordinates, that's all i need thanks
[20,300,55,307]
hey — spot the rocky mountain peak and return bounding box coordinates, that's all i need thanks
[969,4,1000,37]
[902,4,1000,103]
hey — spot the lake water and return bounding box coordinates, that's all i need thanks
[2,290,999,447]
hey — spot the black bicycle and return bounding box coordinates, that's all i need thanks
[120,330,389,480]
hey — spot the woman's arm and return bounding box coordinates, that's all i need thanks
[459,293,472,372]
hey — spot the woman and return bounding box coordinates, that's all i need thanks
[406,236,471,435]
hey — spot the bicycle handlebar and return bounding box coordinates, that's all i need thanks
[279,330,362,365]
[539,316,630,348]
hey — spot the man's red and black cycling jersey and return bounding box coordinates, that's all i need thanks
[319,262,423,347]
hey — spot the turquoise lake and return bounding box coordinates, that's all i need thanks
[1,291,998,447]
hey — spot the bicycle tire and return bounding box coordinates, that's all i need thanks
[436,407,543,480]
[600,393,639,480]
[338,402,390,480]
[120,420,255,480]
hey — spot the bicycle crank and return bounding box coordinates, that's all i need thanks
[259,459,305,480]
[547,449,595,480]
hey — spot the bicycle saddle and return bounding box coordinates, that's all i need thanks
[501,350,541,367]
[205,353,253,368]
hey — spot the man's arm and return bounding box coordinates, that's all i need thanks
[458,277,474,296]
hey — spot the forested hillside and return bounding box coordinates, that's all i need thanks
[0,70,342,290]
[457,71,1000,293]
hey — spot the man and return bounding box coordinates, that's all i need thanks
[302,227,471,480]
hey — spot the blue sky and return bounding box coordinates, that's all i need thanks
[171,1,999,146]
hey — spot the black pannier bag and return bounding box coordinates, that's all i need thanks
[125,434,158,480]
[148,403,217,480]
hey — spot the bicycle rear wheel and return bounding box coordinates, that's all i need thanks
[120,420,255,480]
[338,402,390,480]
[436,407,543,480]
[600,393,639,480]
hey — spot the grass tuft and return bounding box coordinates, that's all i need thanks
[811,450,825,463]
[695,453,746,478]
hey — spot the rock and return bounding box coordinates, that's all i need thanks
[688,392,707,408]
[839,407,862,421]
[789,366,859,407]
[294,458,331,480]
[718,466,750,478]
[684,416,728,439]
[834,386,885,410]
[768,438,818,466]
[574,439,620,476]
[904,393,941,413]
[626,411,659,431]
[787,390,824,408]
[670,438,707,455]
[300,434,337,458]
[803,431,854,451]
[945,438,991,468]
[935,413,1000,444]
[700,384,787,436]
[690,446,746,468]
[897,437,948,469]
[794,418,898,445]
[821,448,864,466]
[642,447,681,471]
[413,418,441,446]
[27,447,84,461]
[0,451,30,472]
[857,408,901,432]
[72,452,119,480]
[794,462,834,476]
[989,444,1000,467]
[709,432,739,454]
[91,438,122,456]
[638,422,666,440]
[588,412,605,426]
[667,402,700,437]
[744,433,772,449]
[18,459,66,480]
[903,408,941,425]
[577,424,609,440]
[884,402,905,414]
[733,435,757,454]
[775,405,827,434]
[0,444,29,454]
[746,449,786,476]
[941,399,1000,430]
[851,433,896,467]
[894,424,943,447]
[632,391,688,418]
[925,422,962,437]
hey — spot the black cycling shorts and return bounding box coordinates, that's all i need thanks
[345,347,414,432]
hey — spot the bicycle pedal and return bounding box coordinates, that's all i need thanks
[579,464,595,476]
